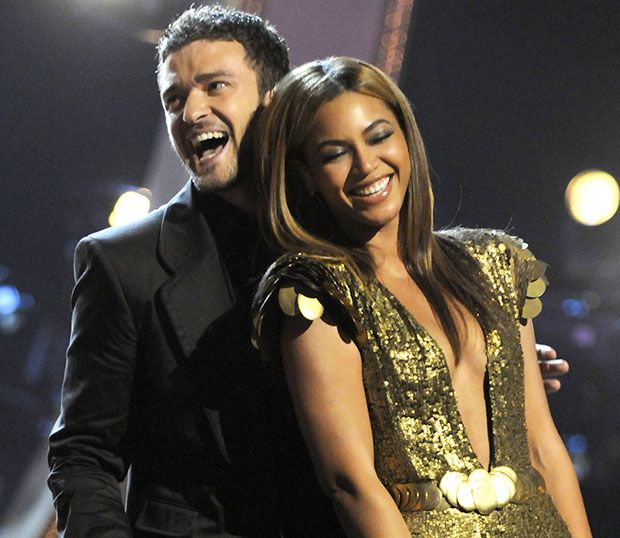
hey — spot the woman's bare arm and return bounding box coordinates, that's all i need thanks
[281,313,410,537]
[521,321,591,537]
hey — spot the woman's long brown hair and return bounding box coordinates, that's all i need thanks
[255,56,493,361]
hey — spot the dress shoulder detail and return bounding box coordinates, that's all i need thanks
[438,228,548,322]
[251,253,366,352]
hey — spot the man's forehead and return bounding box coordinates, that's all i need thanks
[161,39,252,73]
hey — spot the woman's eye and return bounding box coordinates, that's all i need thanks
[370,130,393,145]
[320,151,346,164]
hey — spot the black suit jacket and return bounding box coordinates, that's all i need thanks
[48,182,263,537]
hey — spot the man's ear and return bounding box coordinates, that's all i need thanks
[262,85,276,106]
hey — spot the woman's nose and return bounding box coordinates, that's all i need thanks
[353,147,379,176]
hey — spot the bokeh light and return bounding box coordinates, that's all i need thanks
[567,434,589,455]
[108,188,152,227]
[565,170,620,226]
[562,298,589,318]
[0,312,24,334]
[0,285,21,315]
[570,324,596,348]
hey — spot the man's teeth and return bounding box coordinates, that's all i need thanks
[191,132,226,149]
[352,176,391,197]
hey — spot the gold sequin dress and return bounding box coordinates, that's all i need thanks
[252,229,570,537]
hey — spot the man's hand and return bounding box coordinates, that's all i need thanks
[536,344,569,394]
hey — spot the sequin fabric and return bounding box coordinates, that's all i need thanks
[253,229,569,536]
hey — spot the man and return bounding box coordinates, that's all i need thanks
[48,6,289,537]
[48,4,567,537]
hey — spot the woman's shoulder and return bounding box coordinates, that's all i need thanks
[256,252,355,306]
[437,227,548,321]
[263,251,351,281]
[251,252,365,352]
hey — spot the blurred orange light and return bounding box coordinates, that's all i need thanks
[109,189,152,227]
[565,170,619,226]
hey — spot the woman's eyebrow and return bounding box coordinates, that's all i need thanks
[362,119,391,135]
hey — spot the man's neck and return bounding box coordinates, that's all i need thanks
[200,180,257,217]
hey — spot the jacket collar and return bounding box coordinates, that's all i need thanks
[157,182,236,359]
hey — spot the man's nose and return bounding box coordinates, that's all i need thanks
[183,89,212,124]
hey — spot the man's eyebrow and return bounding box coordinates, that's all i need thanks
[161,83,179,98]
[160,70,237,96]
[194,70,236,83]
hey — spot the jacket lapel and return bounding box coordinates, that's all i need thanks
[157,182,235,359]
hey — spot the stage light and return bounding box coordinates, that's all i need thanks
[571,324,596,348]
[108,188,152,227]
[566,434,591,482]
[565,170,619,226]
[570,451,591,482]
[567,434,589,455]
[135,28,163,45]
[0,312,24,334]
[561,298,589,318]
[0,285,20,315]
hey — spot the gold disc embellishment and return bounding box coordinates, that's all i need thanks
[297,293,324,320]
[456,482,476,511]
[469,469,497,515]
[439,471,467,507]
[526,277,547,298]
[531,259,547,279]
[522,297,543,319]
[490,472,515,507]
[278,285,298,316]
[437,466,519,513]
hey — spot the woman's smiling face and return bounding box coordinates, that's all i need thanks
[302,91,411,240]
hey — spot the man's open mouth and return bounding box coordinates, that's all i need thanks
[191,131,229,160]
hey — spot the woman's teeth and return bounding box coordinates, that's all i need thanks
[352,175,391,197]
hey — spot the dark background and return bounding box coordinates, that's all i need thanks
[1,0,618,535]
[402,3,620,535]
[403,3,620,535]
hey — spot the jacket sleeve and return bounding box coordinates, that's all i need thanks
[48,236,137,537]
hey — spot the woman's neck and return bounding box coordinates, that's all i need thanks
[363,219,402,276]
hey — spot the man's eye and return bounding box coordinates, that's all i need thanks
[165,95,183,110]
[208,81,228,92]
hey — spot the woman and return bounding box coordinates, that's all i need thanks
[252,57,590,536]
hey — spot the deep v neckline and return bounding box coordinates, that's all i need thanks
[372,276,496,471]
